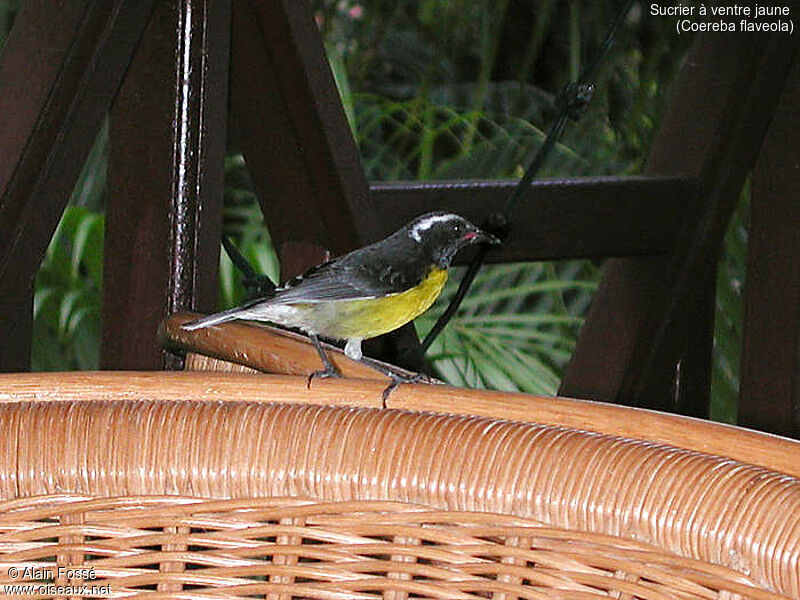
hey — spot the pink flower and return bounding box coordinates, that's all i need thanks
[348,4,364,19]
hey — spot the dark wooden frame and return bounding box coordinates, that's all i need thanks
[101,0,230,370]
[738,55,800,437]
[561,32,798,420]
[0,0,156,371]
[0,0,797,435]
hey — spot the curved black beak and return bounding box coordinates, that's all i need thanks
[463,229,502,246]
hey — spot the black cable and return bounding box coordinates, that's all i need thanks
[222,235,257,279]
[410,0,635,363]
[221,235,276,298]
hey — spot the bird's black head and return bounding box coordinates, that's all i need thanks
[404,212,501,268]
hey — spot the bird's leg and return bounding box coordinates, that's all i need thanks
[307,334,341,388]
[342,338,429,407]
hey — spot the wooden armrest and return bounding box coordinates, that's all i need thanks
[160,312,425,382]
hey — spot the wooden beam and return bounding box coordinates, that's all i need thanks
[562,32,798,413]
[672,256,718,418]
[229,0,379,265]
[228,0,420,366]
[101,0,230,370]
[739,52,800,438]
[371,176,695,262]
[0,294,32,373]
[0,0,154,370]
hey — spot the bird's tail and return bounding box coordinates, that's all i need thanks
[181,306,249,331]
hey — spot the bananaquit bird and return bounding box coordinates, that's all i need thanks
[182,212,500,377]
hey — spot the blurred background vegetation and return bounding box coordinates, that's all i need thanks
[1,1,745,421]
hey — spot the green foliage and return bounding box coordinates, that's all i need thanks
[318,0,692,178]
[417,262,597,396]
[312,0,692,393]
[31,122,108,371]
[33,205,103,371]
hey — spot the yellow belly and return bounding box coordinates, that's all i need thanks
[298,268,448,340]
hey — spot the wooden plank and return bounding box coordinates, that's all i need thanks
[2,370,799,480]
[739,53,800,438]
[562,32,798,412]
[0,0,154,370]
[101,0,230,370]
[229,0,379,262]
[371,175,695,262]
[671,257,718,418]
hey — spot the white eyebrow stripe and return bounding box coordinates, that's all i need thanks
[409,214,458,242]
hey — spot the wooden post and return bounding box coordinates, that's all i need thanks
[561,32,798,413]
[739,53,800,438]
[0,0,154,370]
[228,0,421,364]
[229,0,379,268]
[101,0,230,369]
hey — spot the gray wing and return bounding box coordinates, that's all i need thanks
[264,254,417,305]
[181,248,421,331]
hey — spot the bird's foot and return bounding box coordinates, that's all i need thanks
[307,365,342,389]
[307,333,342,388]
[380,372,427,408]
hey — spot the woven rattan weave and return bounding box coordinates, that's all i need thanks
[0,384,797,599]
[0,496,788,599]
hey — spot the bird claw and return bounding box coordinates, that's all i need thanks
[380,372,427,408]
[307,367,342,389]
